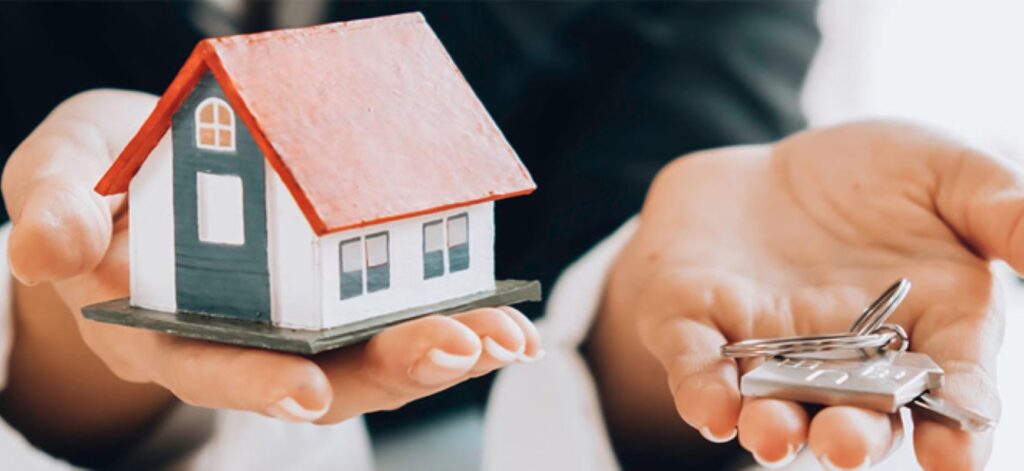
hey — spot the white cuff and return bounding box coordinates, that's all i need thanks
[482,217,638,471]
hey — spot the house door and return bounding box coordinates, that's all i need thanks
[171,76,271,322]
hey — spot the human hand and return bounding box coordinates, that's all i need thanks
[2,90,542,432]
[592,121,1015,470]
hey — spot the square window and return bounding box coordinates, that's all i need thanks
[424,221,444,252]
[339,238,364,299]
[365,233,390,293]
[447,214,469,272]
[366,233,389,267]
[196,172,245,245]
[447,214,468,247]
[423,221,445,279]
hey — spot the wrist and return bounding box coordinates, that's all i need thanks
[0,280,174,465]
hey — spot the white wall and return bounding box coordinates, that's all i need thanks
[129,132,177,312]
[318,202,496,328]
[265,164,322,329]
[804,0,1024,158]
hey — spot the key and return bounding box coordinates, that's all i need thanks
[741,350,943,413]
[740,351,995,432]
[913,393,994,433]
[732,278,994,431]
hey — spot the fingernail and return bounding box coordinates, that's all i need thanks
[517,349,546,363]
[483,336,522,363]
[753,443,800,469]
[700,425,737,443]
[265,396,328,423]
[821,454,871,471]
[410,348,479,385]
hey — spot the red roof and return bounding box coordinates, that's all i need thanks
[96,13,534,235]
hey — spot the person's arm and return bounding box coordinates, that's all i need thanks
[0,89,543,466]
[0,276,174,465]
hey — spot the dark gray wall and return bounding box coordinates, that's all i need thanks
[172,72,271,322]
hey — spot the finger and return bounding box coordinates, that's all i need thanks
[921,130,1024,271]
[808,406,900,470]
[451,307,526,375]
[151,337,333,423]
[314,313,483,423]
[8,176,113,284]
[497,306,545,361]
[737,398,808,468]
[2,90,157,283]
[911,301,1001,471]
[639,315,740,443]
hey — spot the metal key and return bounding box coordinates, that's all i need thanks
[740,352,993,432]
[741,349,942,413]
[734,279,995,432]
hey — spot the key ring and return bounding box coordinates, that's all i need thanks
[720,330,900,358]
[874,323,910,352]
[849,278,911,336]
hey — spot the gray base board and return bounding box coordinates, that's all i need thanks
[82,280,541,355]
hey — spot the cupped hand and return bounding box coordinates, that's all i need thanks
[2,90,543,427]
[594,121,1016,470]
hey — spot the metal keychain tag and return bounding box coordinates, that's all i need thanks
[740,350,943,413]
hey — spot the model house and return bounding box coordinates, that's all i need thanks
[92,13,535,332]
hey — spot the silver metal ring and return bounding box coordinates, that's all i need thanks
[720,330,898,359]
[874,323,910,352]
[849,278,911,335]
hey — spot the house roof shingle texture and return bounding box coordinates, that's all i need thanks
[96,13,535,235]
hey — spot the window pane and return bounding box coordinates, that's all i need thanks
[423,221,444,279]
[339,239,364,299]
[198,127,216,146]
[366,233,389,267]
[340,239,363,273]
[367,264,389,293]
[424,221,444,252]
[217,129,232,148]
[447,215,468,247]
[423,251,444,279]
[196,172,245,245]
[198,103,214,123]
[217,103,232,125]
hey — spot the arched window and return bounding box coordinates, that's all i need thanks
[195,98,235,151]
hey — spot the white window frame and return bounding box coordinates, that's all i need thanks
[195,97,236,152]
[195,172,245,246]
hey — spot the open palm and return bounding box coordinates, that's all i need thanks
[594,121,1016,470]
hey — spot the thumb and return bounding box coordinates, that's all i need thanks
[8,176,113,284]
[930,141,1024,271]
[2,89,156,283]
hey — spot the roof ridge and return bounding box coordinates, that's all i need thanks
[204,12,425,48]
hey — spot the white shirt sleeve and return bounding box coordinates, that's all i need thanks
[482,218,638,471]
[0,222,374,471]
